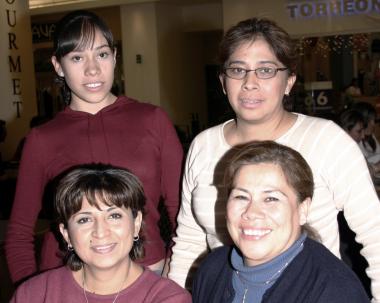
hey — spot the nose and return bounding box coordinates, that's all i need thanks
[92,219,110,238]
[242,200,265,220]
[242,70,259,91]
[85,57,100,76]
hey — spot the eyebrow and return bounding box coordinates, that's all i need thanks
[232,187,250,194]
[232,187,287,197]
[75,206,118,216]
[94,44,111,51]
[72,44,111,53]
[228,60,279,66]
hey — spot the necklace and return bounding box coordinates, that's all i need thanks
[82,266,129,303]
[235,261,289,303]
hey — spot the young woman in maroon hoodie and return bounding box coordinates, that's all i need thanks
[5,10,183,284]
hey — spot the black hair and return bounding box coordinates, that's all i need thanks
[52,10,115,104]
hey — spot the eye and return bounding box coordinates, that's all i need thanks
[109,212,122,220]
[257,67,274,75]
[264,196,279,203]
[71,55,82,62]
[77,217,91,224]
[235,195,248,200]
[230,194,250,202]
[230,67,246,75]
[98,51,110,59]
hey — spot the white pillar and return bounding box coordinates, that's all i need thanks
[0,0,37,160]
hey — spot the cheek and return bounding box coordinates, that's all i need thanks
[225,80,240,96]
[269,207,291,227]
[226,203,241,226]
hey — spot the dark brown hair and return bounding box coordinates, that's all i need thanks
[218,18,297,75]
[55,163,145,271]
[225,141,319,239]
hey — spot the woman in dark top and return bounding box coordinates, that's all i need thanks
[192,141,370,303]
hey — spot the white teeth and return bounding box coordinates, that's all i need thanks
[92,244,114,252]
[242,229,270,236]
[241,99,260,104]
[86,83,101,88]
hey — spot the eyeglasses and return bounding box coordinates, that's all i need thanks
[223,67,289,80]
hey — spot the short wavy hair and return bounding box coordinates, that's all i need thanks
[55,163,145,271]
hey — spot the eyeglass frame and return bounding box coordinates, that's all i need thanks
[223,67,289,80]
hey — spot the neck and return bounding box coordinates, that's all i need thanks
[69,94,117,115]
[226,110,296,145]
[77,259,141,295]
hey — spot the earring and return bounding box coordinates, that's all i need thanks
[58,71,64,77]
[133,235,139,242]
[68,244,74,251]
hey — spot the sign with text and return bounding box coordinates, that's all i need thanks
[32,23,55,43]
[304,81,333,112]
[286,0,380,19]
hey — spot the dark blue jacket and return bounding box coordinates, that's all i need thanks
[192,237,370,303]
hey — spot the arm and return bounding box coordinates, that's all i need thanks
[330,132,380,303]
[168,139,209,288]
[156,108,184,235]
[5,130,47,283]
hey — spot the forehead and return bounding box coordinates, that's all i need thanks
[74,28,109,52]
[229,37,278,63]
[234,163,288,187]
[78,196,113,211]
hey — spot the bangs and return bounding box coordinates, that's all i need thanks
[75,20,97,52]
[84,188,126,211]
[55,20,97,58]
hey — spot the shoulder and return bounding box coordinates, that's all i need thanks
[289,114,362,158]
[193,246,233,302]
[267,239,369,302]
[20,267,69,286]
[186,121,229,159]
[200,246,230,268]
[302,239,369,299]
[192,121,227,144]
[119,96,169,117]
[140,270,191,302]
[295,114,341,133]
[12,267,69,300]
[195,246,232,283]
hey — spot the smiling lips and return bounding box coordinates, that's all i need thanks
[242,228,271,240]
[85,82,102,89]
[91,243,116,254]
[239,97,263,107]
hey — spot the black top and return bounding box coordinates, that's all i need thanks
[192,237,370,303]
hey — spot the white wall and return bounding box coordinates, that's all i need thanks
[120,3,161,106]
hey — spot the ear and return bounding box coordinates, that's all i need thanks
[219,74,227,95]
[59,223,71,246]
[113,48,117,65]
[51,56,64,77]
[298,197,310,226]
[285,73,296,95]
[134,211,143,237]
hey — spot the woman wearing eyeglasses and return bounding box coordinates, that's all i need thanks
[168,17,380,300]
